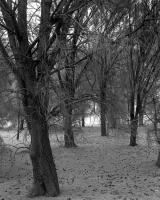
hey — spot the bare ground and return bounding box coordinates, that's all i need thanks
[0,127,160,200]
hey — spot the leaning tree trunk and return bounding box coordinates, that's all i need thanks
[64,100,76,148]
[28,116,59,197]
[0,0,60,196]
[21,81,59,197]
[100,88,108,136]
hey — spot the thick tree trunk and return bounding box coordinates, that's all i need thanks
[1,0,60,196]
[100,89,108,136]
[27,111,59,197]
[20,77,60,197]
[129,117,138,146]
[64,102,76,148]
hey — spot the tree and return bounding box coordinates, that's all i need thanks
[86,0,129,136]
[0,53,17,127]
[126,0,160,146]
[57,9,88,147]
[144,84,160,167]
[0,0,92,197]
[51,5,96,147]
[92,36,119,136]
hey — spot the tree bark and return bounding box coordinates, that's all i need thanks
[19,69,60,197]
[24,100,59,197]
[129,93,138,146]
[129,116,138,146]
[64,100,76,148]
[108,112,117,129]
[63,52,77,147]
[19,119,24,132]
[81,115,85,127]
[100,89,108,136]
[138,101,144,126]
[139,111,144,126]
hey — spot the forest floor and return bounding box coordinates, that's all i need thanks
[0,126,160,200]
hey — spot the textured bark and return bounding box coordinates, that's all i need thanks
[139,111,144,126]
[100,89,108,137]
[108,113,117,129]
[129,117,138,146]
[64,101,76,148]
[63,59,76,147]
[24,101,59,197]
[100,106,107,136]
[138,101,144,126]
[18,65,60,197]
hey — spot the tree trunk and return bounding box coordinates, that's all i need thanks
[129,93,138,146]
[138,101,144,126]
[100,89,108,136]
[108,113,117,129]
[64,101,76,148]
[26,107,60,197]
[17,111,20,140]
[139,111,144,126]
[63,55,76,147]
[20,75,60,197]
[129,117,138,146]
[156,151,160,167]
[17,118,24,140]
[81,115,85,127]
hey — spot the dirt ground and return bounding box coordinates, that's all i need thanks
[0,127,160,200]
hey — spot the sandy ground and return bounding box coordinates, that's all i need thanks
[0,127,160,200]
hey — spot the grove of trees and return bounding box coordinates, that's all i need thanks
[1,0,160,198]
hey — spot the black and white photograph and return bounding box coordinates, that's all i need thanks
[1,0,160,199]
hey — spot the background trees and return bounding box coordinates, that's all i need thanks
[91,35,122,136]
[54,6,95,147]
[125,0,160,146]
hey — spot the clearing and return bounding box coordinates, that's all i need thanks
[0,127,160,200]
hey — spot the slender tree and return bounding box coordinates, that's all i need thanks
[126,0,160,146]
[54,6,96,147]
[91,34,122,136]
